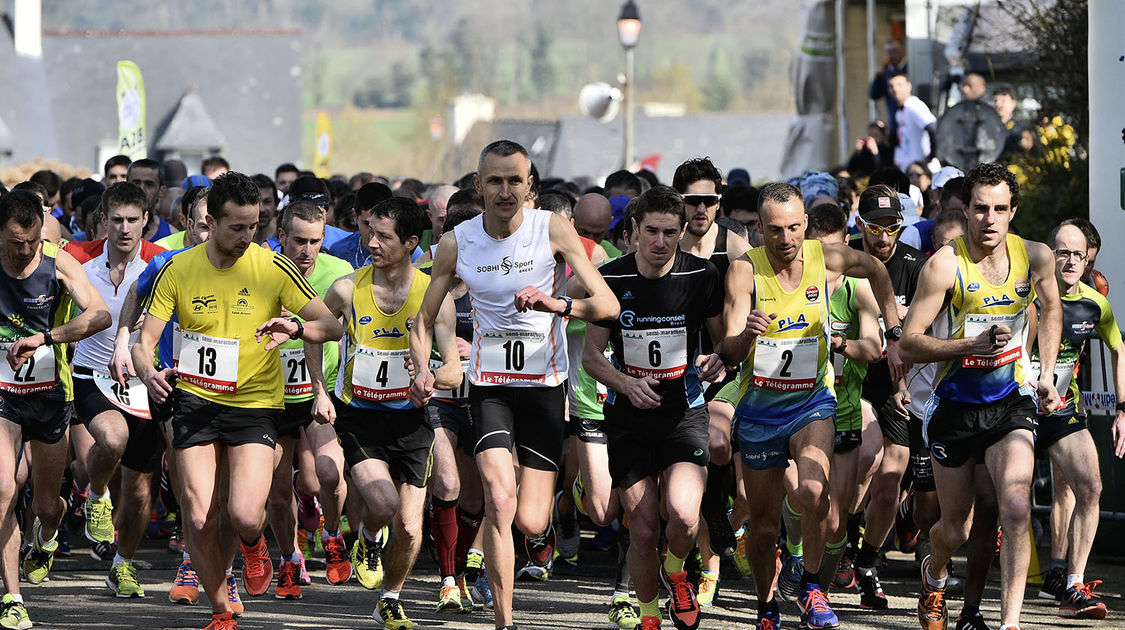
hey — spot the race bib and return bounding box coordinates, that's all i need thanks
[432,359,471,401]
[281,348,311,397]
[171,322,183,368]
[831,349,846,387]
[352,347,410,402]
[0,343,55,394]
[621,327,688,380]
[93,371,151,419]
[596,348,611,404]
[177,331,239,393]
[752,336,819,391]
[1028,358,1077,395]
[477,330,549,384]
[962,313,1025,369]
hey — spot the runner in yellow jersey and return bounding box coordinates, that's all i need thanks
[717,182,903,630]
[900,163,1062,630]
[132,173,343,630]
[308,197,462,629]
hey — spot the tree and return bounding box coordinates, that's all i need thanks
[530,24,556,97]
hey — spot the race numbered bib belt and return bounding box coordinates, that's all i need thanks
[281,348,312,396]
[478,330,549,384]
[1028,358,1077,394]
[831,349,846,387]
[352,347,410,402]
[93,371,151,419]
[0,343,55,394]
[432,359,471,401]
[178,331,239,393]
[752,336,819,391]
[621,327,688,380]
[962,313,1025,369]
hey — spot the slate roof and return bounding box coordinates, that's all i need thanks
[154,87,227,152]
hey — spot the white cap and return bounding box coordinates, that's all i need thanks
[932,166,965,190]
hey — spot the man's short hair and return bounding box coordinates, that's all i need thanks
[805,203,848,238]
[444,204,483,233]
[355,183,393,214]
[371,197,425,244]
[757,182,802,213]
[288,176,332,209]
[11,181,47,204]
[604,170,643,197]
[99,182,148,218]
[537,191,574,218]
[939,177,965,208]
[334,192,357,230]
[932,207,967,240]
[275,162,299,180]
[183,186,209,224]
[964,162,1020,208]
[868,167,910,194]
[349,172,377,190]
[250,174,278,203]
[446,188,484,214]
[280,199,326,233]
[478,140,529,173]
[104,155,131,177]
[128,158,164,185]
[992,85,1014,98]
[201,156,230,174]
[632,185,686,228]
[0,190,45,230]
[207,172,260,221]
[163,159,188,187]
[1050,217,1100,251]
[29,170,61,200]
[672,157,723,194]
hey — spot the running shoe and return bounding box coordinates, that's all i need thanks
[471,567,493,609]
[275,559,302,600]
[833,545,856,590]
[697,571,718,607]
[554,492,580,565]
[324,532,352,585]
[1059,580,1108,619]
[239,535,274,596]
[756,609,780,630]
[295,480,322,532]
[436,583,462,613]
[22,517,56,584]
[0,593,31,630]
[608,595,641,629]
[895,488,920,553]
[226,574,244,617]
[84,495,115,544]
[660,567,700,630]
[798,582,839,629]
[456,575,475,613]
[293,550,311,586]
[640,616,660,630]
[572,471,588,517]
[106,560,145,598]
[1038,566,1066,600]
[955,609,990,630]
[918,555,947,630]
[374,597,414,629]
[776,552,803,604]
[64,481,87,541]
[856,566,888,610]
[515,558,552,581]
[525,526,556,567]
[89,537,117,562]
[352,533,383,590]
[732,527,752,578]
[204,611,237,630]
[170,560,200,605]
[701,503,736,555]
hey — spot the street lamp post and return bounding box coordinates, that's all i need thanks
[617,0,642,169]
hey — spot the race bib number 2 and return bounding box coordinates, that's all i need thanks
[177,331,239,393]
[752,336,819,391]
[0,343,55,394]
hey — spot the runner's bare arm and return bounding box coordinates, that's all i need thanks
[131,311,174,403]
[698,313,728,382]
[823,242,908,379]
[1027,240,1063,411]
[109,279,142,385]
[847,278,886,364]
[583,322,661,409]
[543,212,619,322]
[1108,340,1125,457]
[715,255,773,366]
[50,248,112,343]
[900,247,989,362]
[410,234,458,385]
[305,275,351,423]
[430,294,464,391]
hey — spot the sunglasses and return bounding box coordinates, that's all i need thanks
[858,217,904,236]
[683,194,721,208]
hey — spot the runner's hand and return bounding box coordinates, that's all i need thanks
[622,375,662,409]
[1113,411,1125,458]
[973,324,1011,355]
[886,341,911,382]
[109,338,136,387]
[312,390,336,425]
[255,317,299,351]
[143,368,175,404]
[6,334,44,371]
[743,310,777,340]
[888,390,910,420]
[410,371,436,408]
[696,353,726,383]
[456,337,472,360]
[514,286,564,314]
[1037,380,1061,414]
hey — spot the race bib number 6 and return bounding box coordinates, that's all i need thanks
[752,336,819,391]
[621,327,687,380]
[0,343,55,394]
[477,330,548,384]
[177,331,239,393]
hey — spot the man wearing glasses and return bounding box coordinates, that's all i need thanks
[846,184,929,608]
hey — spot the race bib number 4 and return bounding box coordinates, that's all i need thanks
[0,343,55,394]
[477,330,548,384]
[752,336,819,391]
[432,359,471,401]
[621,327,688,380]
[93,371,151,419]
[281,348,311,397]
[962,313,1025,369]
[177,331,239,393]
[352,347,410,402]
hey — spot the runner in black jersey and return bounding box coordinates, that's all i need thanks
[584,186,726,630]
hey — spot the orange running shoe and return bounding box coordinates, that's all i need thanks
[226,574,245,617]
[275,560,302,600]
[917,556,947,630]
[324,532,352,585]
[170,560,201,605]
[239,536,274,597]
[203,611,237,630]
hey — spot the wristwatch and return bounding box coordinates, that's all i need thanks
[41,328,54,346]
[884,325,903,341]
[1115,401,1125,414]
[288,317,304,340]
[557,295,573,318]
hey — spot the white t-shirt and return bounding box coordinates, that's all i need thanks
[894,96,937,170]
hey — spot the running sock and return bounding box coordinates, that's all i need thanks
[1049,557,1066,571]
[1067,573,1084,588]
[87,486,106,501]
[819,537,848,588]
[924,562,947,589]
[240,535,261,548]
[360,525,378,544]
[640,597,660,619]
[36,526,55,548]
[183,551,192,563]
[431,497,459,578]
[442,575,456,587]
[455,507,484,574]
[280,552,293,563]
[663,549,687,576]
[855,542,881,570]
[802,569,820,590]
[112,553,129,568]
[8,594,21,604]
[380,589,400,600]
[322,528,341,543]
[758,597,779,616]
[525,523,555,566]
[846,512,864,549]
[782,495,803,556]
[615,526,632,594]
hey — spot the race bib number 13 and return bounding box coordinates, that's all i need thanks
[177,331,239,393]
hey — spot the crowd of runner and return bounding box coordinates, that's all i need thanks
[0,140,1117,630]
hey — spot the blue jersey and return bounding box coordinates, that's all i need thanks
[136,246,192,369]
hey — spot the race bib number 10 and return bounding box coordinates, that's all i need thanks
[477,330,549,384]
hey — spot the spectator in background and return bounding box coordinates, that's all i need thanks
[349,171,377,191]
[888,72,937,170]
[333,192,357,231]
[163,159,188,191]
[847,120,895,178]
[993,85,1018,130]
[252,174,279,245]
[604,170,643,198]
[959,72,988,102]
[906,161,933,216]
[200,155,229,179]
[275,163,300,196]
[327,181,393,268]
[421,185,458,254]
[104,154,131,185]
[869,38,908,141]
